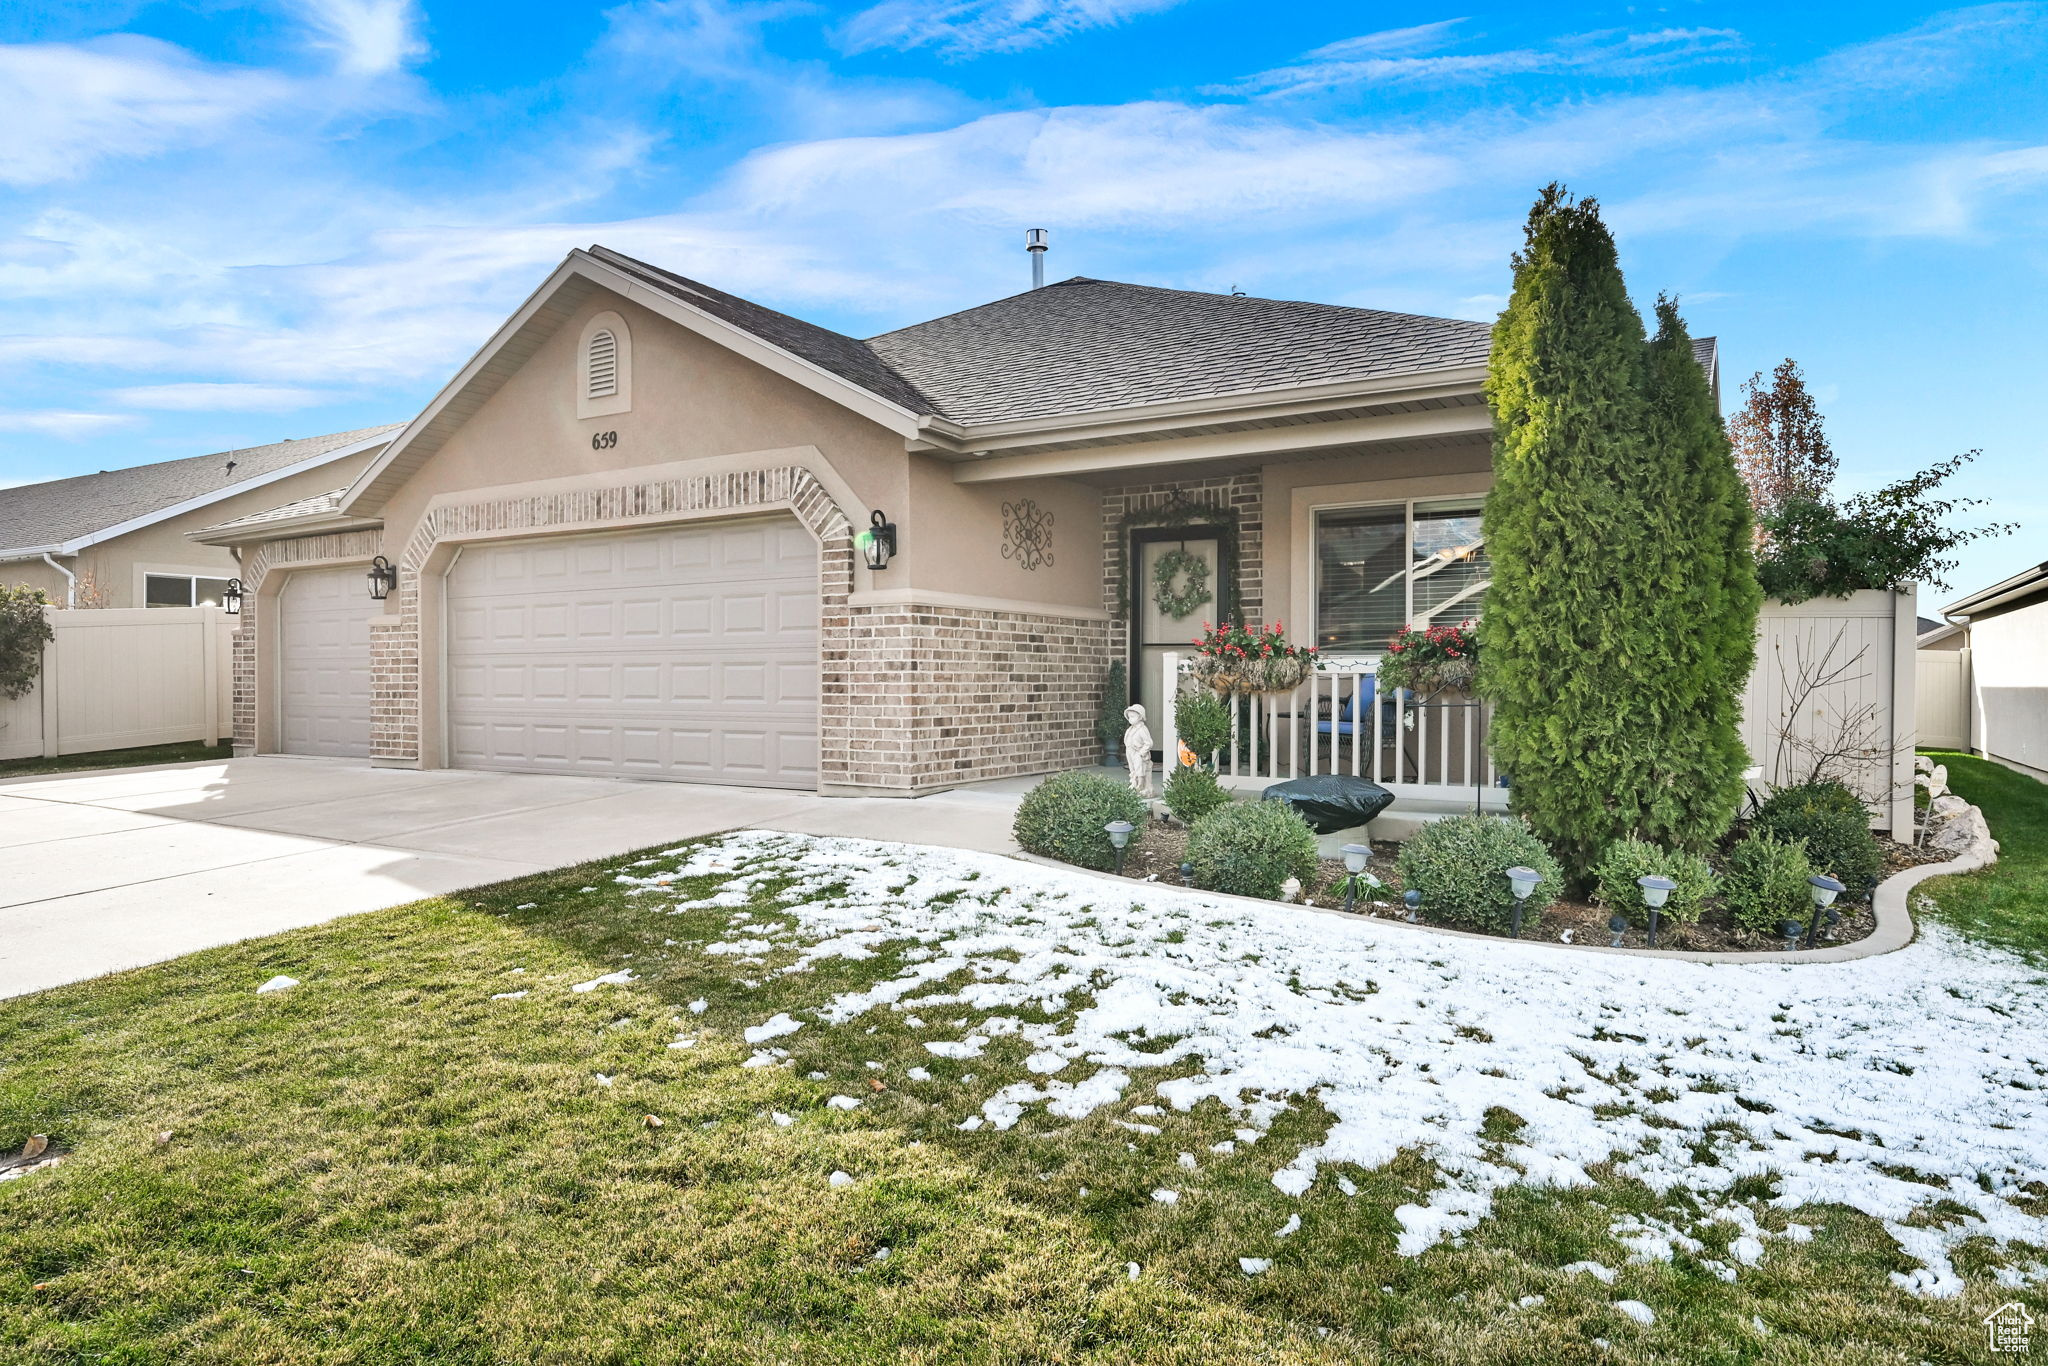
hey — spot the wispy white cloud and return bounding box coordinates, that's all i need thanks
[1213,22,1745,98]
[288,0,428,77]
[837,0,1184,58]
[109,382,336,411]
[0,410,142,436]
[0,37,290,187]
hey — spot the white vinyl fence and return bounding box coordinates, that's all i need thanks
[1915,648,1972,753]
[0,607,233,762]
[1155,588,1918,834]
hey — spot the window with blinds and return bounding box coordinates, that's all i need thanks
[1314,497,1489,654]
[586,329,618,398]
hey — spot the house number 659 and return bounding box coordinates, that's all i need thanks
[591,430,618,450]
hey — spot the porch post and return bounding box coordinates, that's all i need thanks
[1159,651,1179,779]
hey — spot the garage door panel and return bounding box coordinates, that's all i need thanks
[446,517,817,787]
[278,567,374,760]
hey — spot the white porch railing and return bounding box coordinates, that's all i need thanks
[1157,652,1509,808]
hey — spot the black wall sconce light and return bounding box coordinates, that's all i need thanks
[861,509,897,572]
[367,555,398,601]
[222,578,243,615]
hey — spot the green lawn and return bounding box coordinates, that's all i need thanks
[4,837,2039,1364]
[1916,750,2048,961]
[0,740,232,781]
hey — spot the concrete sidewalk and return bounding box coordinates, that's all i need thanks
[0,757,1026,1000]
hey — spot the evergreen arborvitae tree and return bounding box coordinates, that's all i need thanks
[1480,186,1757,877]
[1637,295,1761,852]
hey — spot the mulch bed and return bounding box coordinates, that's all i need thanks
[1105,817,1952,954]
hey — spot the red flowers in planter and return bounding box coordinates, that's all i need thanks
[1188,622,1319,694]
[1377,620,1480,696]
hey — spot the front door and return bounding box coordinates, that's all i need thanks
[1130,528,1227,757]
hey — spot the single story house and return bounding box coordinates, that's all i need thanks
[1,426,399,609]
[192,245,1716,794]
[1932,561,2048,780]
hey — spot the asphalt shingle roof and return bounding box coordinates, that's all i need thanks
[200,487,351,533]
[591,248,1500,427]
[0,424,402,554]
[588,247,937,416]
[866,278,1494,426]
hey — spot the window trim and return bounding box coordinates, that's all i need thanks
[144,571,237,609]
[1312,493,1488,660]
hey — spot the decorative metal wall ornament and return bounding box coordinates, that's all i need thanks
[1001,498,1055,572]
[1151,545,1213,620]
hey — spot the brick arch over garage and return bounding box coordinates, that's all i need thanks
[371,464,875,789]
[230,528,385,753]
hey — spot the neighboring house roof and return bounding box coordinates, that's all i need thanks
[1917,621,1964,648]
[0,424,402,558]
[201,487,349,532]
[1943,561,2048,621]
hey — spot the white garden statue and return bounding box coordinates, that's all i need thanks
[1122,703,1153,797]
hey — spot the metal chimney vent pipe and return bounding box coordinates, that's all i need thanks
[1026,228,1048,289]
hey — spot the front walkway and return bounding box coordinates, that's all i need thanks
[0,757,1028,999]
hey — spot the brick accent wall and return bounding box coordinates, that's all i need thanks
[824,602,1112,792]
[232,528,384,752]
[1100,473,1264,655]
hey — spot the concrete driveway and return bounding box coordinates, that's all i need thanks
[0,757,1026,1000]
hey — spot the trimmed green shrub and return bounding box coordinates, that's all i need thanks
[1481,187,1758,877]
[1395,814,1564,931]
[1012,770,1148,872]
[0,583,53,702]
[1721,833,1815,934]
[1756,778,1865,822]
[1174,689,1231,765]
[1163,762,1231,826]
[1186,801,1319,900]
[1096,661,1128,755]
[1755,799,1881,891]
[1590,837,1717,926]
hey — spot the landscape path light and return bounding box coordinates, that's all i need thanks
[1504,866,1540,939]
[1806,874,1846,949]
[1341,843,1371,914]
[1637,874,1677,949]
[1778,917,1806,951]
[1403,889,1422,923]
[1608,911,1629,948]
[1104,821,1134,877]
[1178,861,1194,886]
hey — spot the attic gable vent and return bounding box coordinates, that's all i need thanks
[587,329,618,399]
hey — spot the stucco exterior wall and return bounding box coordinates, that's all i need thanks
[1,454,379,609]
[1969,595,2048,780]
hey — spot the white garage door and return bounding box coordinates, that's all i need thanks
[277,566,375,759]
[444,517,818,787]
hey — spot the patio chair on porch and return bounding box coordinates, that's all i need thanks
[1314,675,1399,748]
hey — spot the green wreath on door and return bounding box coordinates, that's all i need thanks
[1151,546,1213,620]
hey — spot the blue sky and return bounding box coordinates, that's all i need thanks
[2,0,2044,598]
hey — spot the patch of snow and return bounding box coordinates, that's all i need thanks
[1151,1189,1179,1205]
[1239,1257,1271,1275]
[1274,1214,1301,1238]
[593,1074,614,1087]
[743,1013,803,1043]
[1615,1300,1655,1326]
[491,990,528,1000]
[255,975,298,994]
[1562,1261,1617,1284]
[628,832,2048,1294]
[1730,1235,1766,1268]
[688,999,708,1014]
[667,1037,696,1049]
[826,1095,862,1111]
[1126,1262,1140,1281]
[924,1037,989,1059]
[1518,1294,1545,1308]
[1336,1176,1358,1196]
[905,1067,932,1082]
[828,1171,853,1187]
[772,1112,794,1126]
[571,970,635,993]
